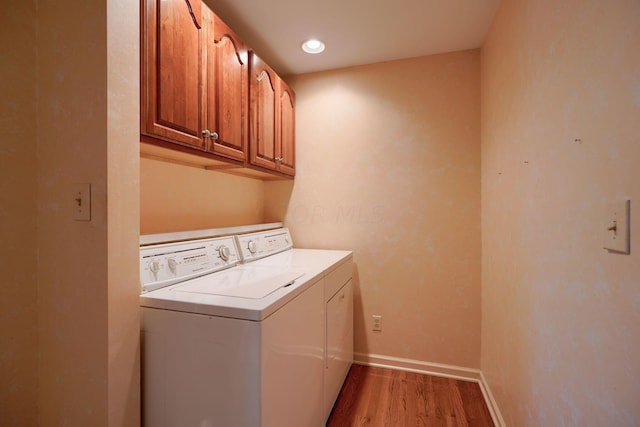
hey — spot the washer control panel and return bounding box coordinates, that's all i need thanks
[235,228,293,262]
[140,236,240,293]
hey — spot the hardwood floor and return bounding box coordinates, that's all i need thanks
[327,365,494,427]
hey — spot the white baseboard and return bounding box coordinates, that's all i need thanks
[354,352,481,381]
[353,352,505,427]
[478,371,506,427]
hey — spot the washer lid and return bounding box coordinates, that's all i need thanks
[174,269,305,299]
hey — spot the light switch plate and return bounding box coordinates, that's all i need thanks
[603,199,630,253]
[74,183,91,221]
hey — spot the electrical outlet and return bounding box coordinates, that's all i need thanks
[372,315,382,331]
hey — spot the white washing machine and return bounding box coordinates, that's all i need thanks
[140,226,352,427]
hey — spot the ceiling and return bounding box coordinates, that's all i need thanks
[205,0,501,76]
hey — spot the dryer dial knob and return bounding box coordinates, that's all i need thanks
[218,246,231,261]
[247,240,257,254]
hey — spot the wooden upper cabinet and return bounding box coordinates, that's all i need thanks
[141,0,205,149]
[249,52,296,176]
[277,81,296,176]
[141,0,294,178]
[249,52,278,171]
[203,11,248,161]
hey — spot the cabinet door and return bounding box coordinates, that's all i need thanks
[249,52,278,170]
[277,81,295,176]
[204,11,248,161]
[141,0,205,149]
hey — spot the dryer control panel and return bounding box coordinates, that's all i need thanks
[235,228,293,262]
[140,236,240,293]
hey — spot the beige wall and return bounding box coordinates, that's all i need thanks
[38,1,108,422]
[107,0,142,424]
[481,0,640,424]
[1,1,140,425]
[269,51,482,369]
[140,158,266,234]
[0,1,38,425]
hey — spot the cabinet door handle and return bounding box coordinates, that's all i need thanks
[202,130,219,140]
[201,130,218,150]
[202,130,211,150]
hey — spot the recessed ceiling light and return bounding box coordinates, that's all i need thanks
[301,39,325,54]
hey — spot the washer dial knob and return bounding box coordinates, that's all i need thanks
[167,258,178,274]
[247,240,257,254]
[218,245,231,261]
[149,260,161,279]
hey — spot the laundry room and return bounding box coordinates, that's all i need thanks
[1,0,639,426]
